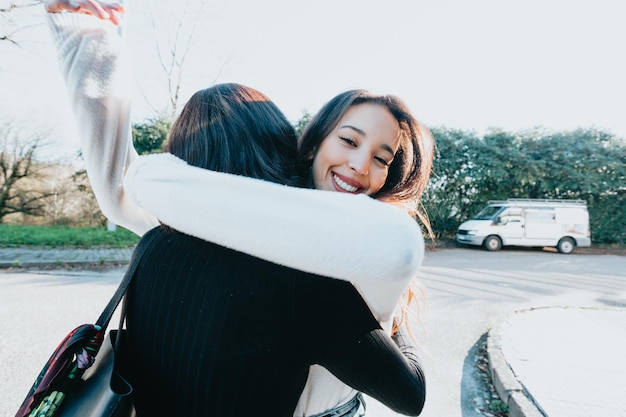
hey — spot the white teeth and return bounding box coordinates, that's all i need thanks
[333,174,358,192]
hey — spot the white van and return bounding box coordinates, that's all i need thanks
[456,199,591,254]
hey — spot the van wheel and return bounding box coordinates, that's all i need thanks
[483,236,502,251]
[557,237,575,254]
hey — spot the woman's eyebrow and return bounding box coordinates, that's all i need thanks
[340,125,366,136]
[380,144,395,155]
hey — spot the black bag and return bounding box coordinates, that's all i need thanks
[16,242,149,417]
[54,330,134,417]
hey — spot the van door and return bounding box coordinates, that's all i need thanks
[524,207,559,241]
[496,207,524,242]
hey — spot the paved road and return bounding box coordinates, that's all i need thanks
[1,247,624,417]
[370,247,625,417]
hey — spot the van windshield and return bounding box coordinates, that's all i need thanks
[473,205,502,220]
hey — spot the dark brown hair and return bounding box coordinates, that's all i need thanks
[166,83,300,186]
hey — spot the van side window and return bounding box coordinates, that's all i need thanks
[499,208,522,224]
[525,208,555,223]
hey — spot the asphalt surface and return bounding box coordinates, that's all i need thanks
[1,245,625,417]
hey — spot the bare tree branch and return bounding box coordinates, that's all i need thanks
[0,34,19,45]
[149,0,204,117]
[0,120,54,222]
[0,0,43,12]
[0,0,44,47]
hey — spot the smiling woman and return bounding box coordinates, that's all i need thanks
[298,89,434,218]
[119,89,434,416]
[121,87,435,416]
[309,102,401,195]
[124,88,436,347]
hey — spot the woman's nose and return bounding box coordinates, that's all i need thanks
[349,154,370,176]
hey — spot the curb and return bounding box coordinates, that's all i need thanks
[0,259,130,268]
[487,314,545,417]
[0,247,134,269]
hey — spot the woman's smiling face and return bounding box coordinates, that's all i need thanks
[311,103,401,196]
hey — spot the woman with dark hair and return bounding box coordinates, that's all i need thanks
[126,88,434,417]
[122,84,426,416]
[44,1,426,416]
[129,89,435,339]
[166,84,301,185]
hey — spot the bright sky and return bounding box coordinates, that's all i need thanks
[1,0,625,161]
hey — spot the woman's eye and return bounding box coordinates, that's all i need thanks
[374,156,391,167]
[339,136,356,147]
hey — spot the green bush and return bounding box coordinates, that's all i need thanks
[424,127,626,244]
[0,225,140,247]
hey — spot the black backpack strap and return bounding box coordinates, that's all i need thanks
[95,229,156,330]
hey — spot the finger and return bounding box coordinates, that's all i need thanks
[106,2,125,13]
[60,0,100,17]
[44,0,79,13]
[105,3,126,26]
[66,0,113,20]
[85,0,112,20]
[92,1,126,26]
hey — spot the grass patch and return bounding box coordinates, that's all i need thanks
[0,225,140,248]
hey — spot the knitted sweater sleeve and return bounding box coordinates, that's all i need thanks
[45,12,158,236]
[124,154,424,317]
[319,328,426,416]
[305,280,426,416]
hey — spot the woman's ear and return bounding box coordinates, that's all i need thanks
[305,148,317,161]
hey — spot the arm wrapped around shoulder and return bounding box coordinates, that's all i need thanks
[124,153,425,283]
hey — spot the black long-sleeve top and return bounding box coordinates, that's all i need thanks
[125,227,425,416]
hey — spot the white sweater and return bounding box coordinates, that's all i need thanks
[47,11,424,416]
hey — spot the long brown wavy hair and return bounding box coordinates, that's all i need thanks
[298,89,435,336]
